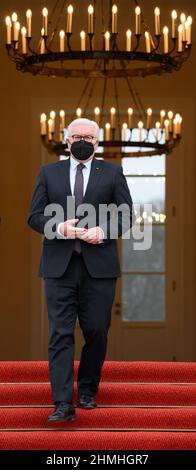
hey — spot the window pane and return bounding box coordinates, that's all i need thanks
[122,225,165,272]
[127,176,165,213]
[122,274,165,321]
[122,155,165,175]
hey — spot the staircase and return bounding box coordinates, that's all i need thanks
[0,361,196,450]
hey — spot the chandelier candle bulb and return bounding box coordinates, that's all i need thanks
[122,123,128,141]
[21,27,27,54]
[12,15,19,41]
[11,12,18,22]
[15,22,20,42]
[178,25,183,52]
[168,111,173,132]
[145,31,151,53]
[185,16,192,44]
[146,108,152,129]
[59,110,65,129]
[5,17,12,45]
[104,31,110,51]
[94,107,100,124]
[178,115,182,135]
[59,110,65,142]
[59,30,65,52]
[171,10,177,38]
[42,8,48,36]
[59,130,63,142]
[173,117,178,138]
[128,107,133,128]
[160,110,166,128]
[110,107,116,128]
[112,5,118,34]
[66,5,73,34]
[135,6,141,35]
[138,121,143,142]
[40,37,45,53]
[48,119,54,140]
[26,9,32,38]
[76,108,82,117]
[88,5,94,34]
[164,119,170,141]
[105,123,111,141]
[50,111,56,119]
[180,13,186,41]
[49,111,56,133]
[175,114,182,135]
[126,30,132,51]
[80,31,86,51]
[155,121,160,141]
[154,7,161,35]
[163,26,169,53]
[40,113,47,135]
[12,12,18,41]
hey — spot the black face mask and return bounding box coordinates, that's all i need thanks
[70,140,94,161]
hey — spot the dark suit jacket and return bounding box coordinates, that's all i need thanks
[28,157,133,278]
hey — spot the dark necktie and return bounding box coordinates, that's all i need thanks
[73,163,85,253]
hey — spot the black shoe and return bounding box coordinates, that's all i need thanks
[78,395,97,409]
[48,402,76,422]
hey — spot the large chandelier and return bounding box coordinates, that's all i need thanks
[5,0,192,78]
[40,77,182,158]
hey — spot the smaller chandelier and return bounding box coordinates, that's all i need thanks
[5,3,192,78]
[40,107,182,158]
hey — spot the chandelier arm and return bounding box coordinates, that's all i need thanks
[150,35,161,53]
[6,44,24,64]
[132,34,142,53]
[168,38,178,55]
[26,37,37,55]
[175,43,192,62]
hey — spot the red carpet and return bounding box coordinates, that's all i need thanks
[0,361,196,450]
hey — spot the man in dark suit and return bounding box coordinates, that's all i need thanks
[28,118,133,422]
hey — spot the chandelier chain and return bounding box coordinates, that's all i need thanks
[113,76,121,137]
[101,0,105,32]
[100,78,108,127]
[71,58,101,119]
[83,77,97,115]
[48,0,68,48]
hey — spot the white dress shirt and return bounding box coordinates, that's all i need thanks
[57,156,104,241]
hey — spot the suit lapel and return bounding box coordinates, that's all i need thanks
[82,158,104,203]
[59,158,72,196]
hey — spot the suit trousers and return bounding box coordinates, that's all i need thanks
[44,251,116,403]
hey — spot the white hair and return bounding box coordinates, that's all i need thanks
[67,118,100,138]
